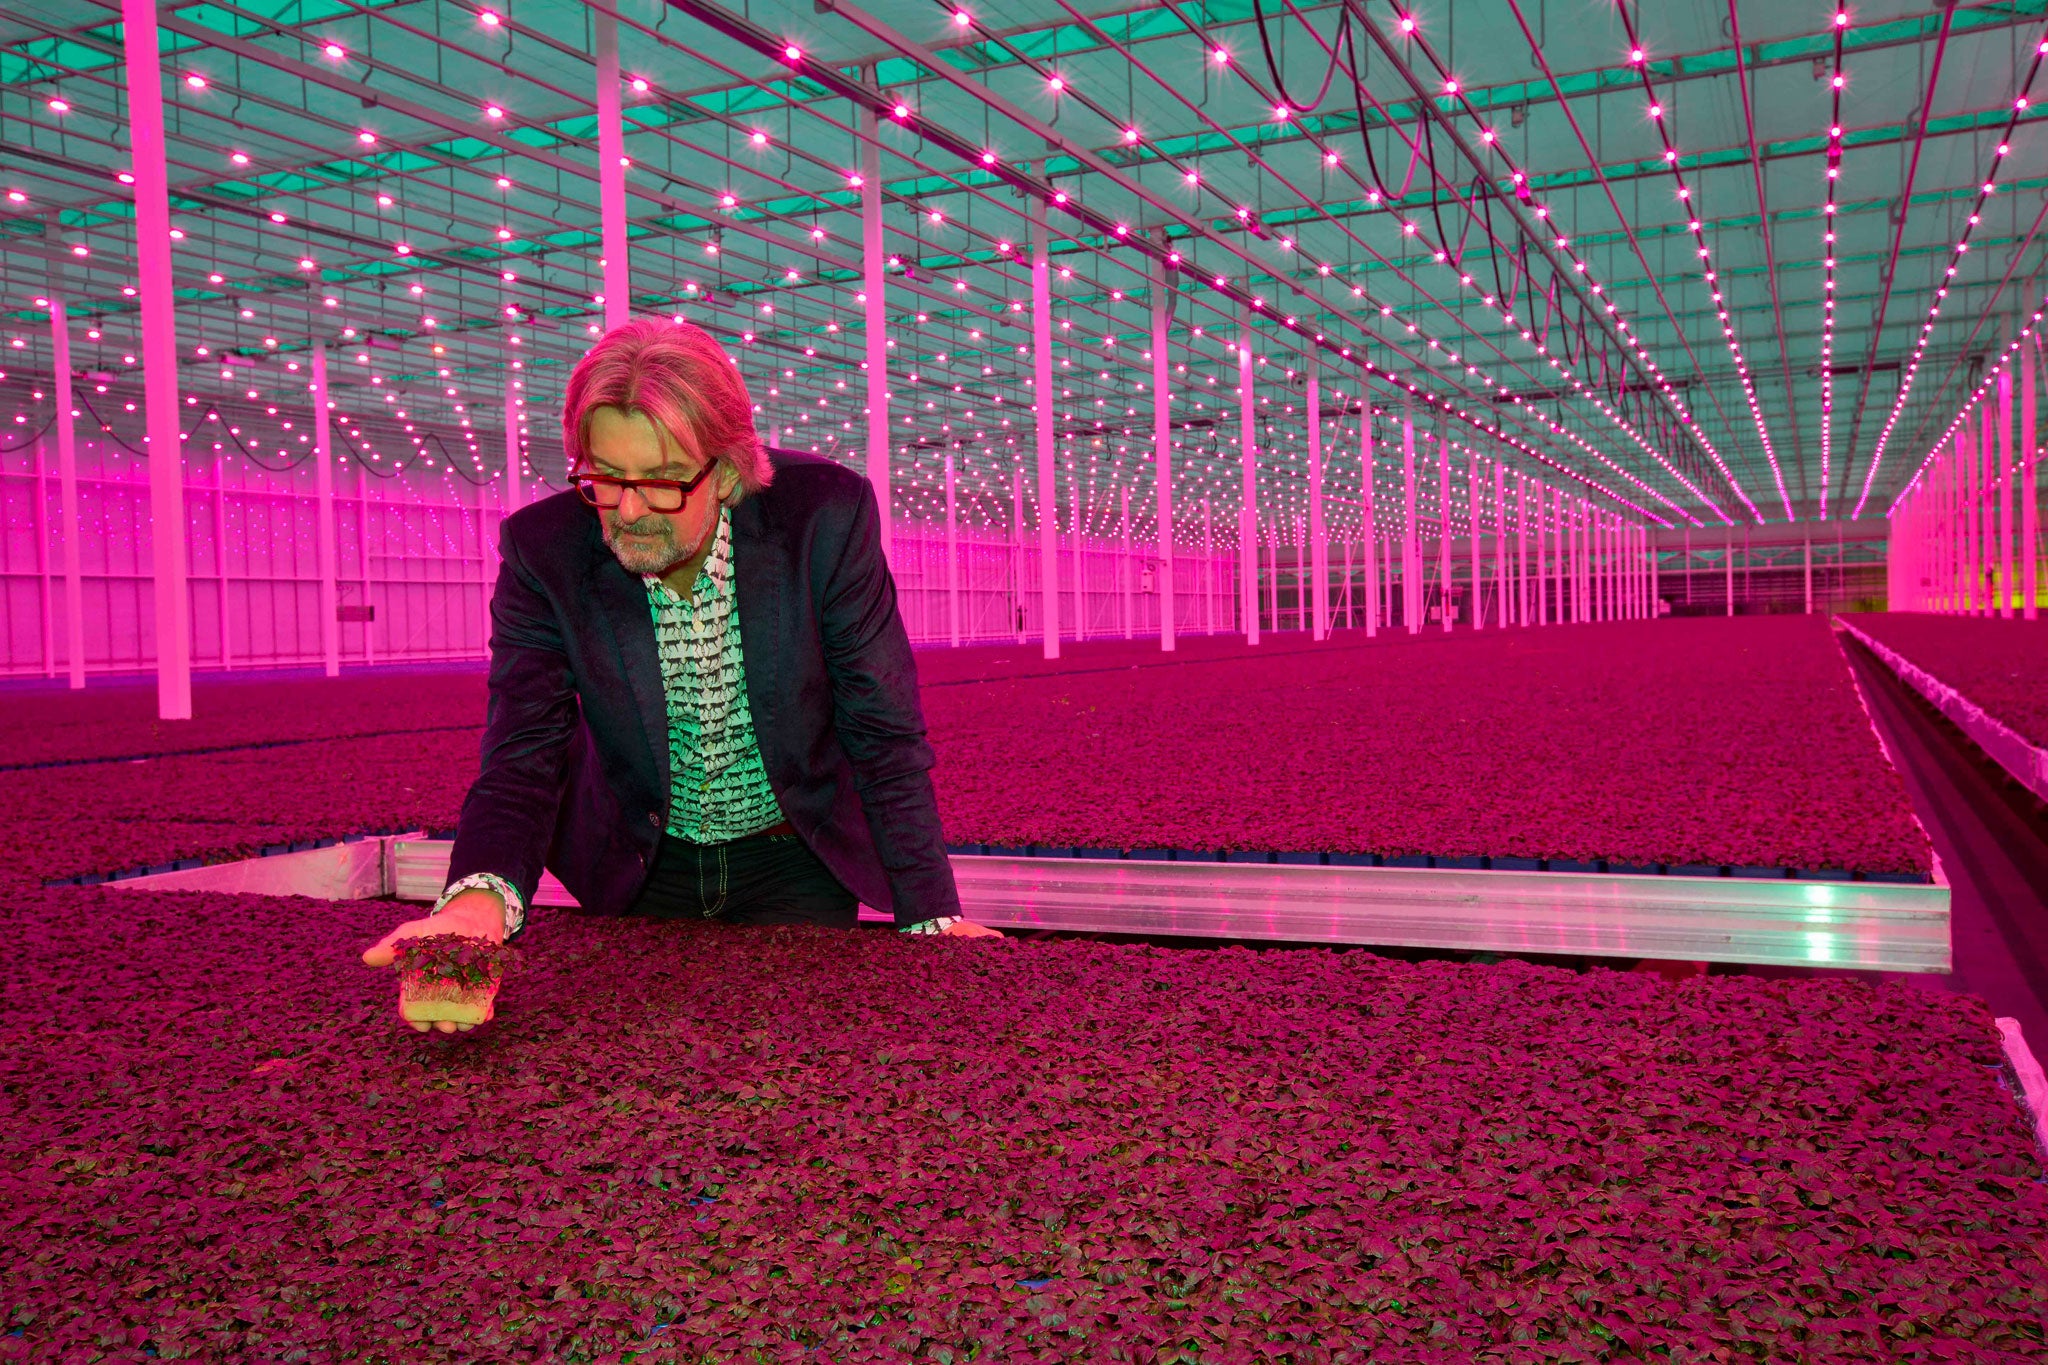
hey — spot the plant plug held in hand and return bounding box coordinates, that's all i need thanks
[394,933,517,1028]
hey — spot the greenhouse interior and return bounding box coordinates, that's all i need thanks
[5,0,2048,1357]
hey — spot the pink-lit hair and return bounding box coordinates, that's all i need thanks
[560,316,771,502]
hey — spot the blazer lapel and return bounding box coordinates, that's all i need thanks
[584,535,670,802]
[731,497,786,768]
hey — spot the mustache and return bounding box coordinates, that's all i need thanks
[604,512,672,539]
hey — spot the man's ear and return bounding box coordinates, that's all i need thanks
[716,461,742,506]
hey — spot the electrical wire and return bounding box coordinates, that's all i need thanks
[0,412,56,452]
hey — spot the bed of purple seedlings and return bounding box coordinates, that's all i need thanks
[1844,613,2048,751]
[3,887,2045,1364]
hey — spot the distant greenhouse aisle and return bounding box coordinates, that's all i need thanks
[922,615,1932,877]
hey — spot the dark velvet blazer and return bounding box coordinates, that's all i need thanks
[444,450,960,936]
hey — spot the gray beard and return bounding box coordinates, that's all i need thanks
[602,512,687,576]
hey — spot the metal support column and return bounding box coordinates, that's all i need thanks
[2027,334,2040,620]
[125,0,191,719]
[1150,247,1174,651]
[50,298,84,689]
[862,98,892,560]
[1032,172,1058,657]
[1238,319,1259,645]
[594,4,630,330]
[1361,414,1377,637]
[311,343,340,676]
[946,452,960,648]
[1307,360,1327,641]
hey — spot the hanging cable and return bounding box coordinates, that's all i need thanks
[1253,0,1351,115]
[0,412,56,452]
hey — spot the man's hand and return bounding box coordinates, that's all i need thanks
[940,919,1004,939]
[361,891,507,1034]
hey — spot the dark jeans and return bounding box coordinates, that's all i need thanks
[631,831,859,928]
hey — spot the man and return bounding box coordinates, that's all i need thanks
[363,317,999,1032]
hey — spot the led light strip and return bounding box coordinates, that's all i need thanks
[806,25,1590,496]
[919,10,1667,518]
[1818,5,1846,520]
[1856,27,2048,519]
[1890,297,2047,512]
[1616,5,1793,522]
[1391,11,1750,526]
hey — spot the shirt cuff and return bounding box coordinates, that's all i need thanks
[899,915,962,936]
[434,872,527,940]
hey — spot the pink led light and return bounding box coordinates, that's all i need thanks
[47,98,69,113]
[1858,11,2048,517]
[323,42,345,58]
[185,74,207,89]
[1816,4,1847,519]
[479,10,500,25]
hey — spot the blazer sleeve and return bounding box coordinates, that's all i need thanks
[815,479,963,927]
[444,521,580,937]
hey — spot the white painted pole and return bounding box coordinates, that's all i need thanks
[1011,463,1025,643]
[504,352,523,514]
[1307,361,1327,641]
[212,459,231,670]
[946,452,960,648]
[1361,414,1378,637]
[2027,334,2040,620]
[1511,473,1523,625]
[593,4,630,330]
[476,477,493,660]
[1437,439,1452,632]
[1120,483,1133,639]
[356,465,376,666]
[1202,496,1214,634]
[1070,477,1085,643]
[2000,365,2016,617]
[1726,525,1735,616]
[1239,321,1259,645]
[1151,248,1175,651]
[311,343,340,676]
[32,439,52,677]
[1493,461,1506,628]
[125,0,191,719]
[50,298,85,689]
[1403,416,1417,632]
[863,98,892,562]
[1467,449,1482,630]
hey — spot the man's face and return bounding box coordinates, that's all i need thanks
[585,406,730,576]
